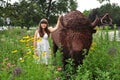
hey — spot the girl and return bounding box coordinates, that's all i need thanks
[33,16,61,64]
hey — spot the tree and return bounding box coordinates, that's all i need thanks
[83,10,90,17]
[28,0,78,25]
[97,0,110,3]
[2,0,78,29]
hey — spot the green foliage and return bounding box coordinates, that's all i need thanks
[83,10,90,16]
[0,27,120,79]
[1,0,78,29]
[97,0,110,3]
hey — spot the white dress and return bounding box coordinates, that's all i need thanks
[36,33,51,65]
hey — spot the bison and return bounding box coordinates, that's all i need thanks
[51,10,99,70]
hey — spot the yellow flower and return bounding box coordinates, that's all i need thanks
[31,38,34,42]
[95,26,100,31]
[90,47,95,51]
[26,39,31,42]
[20,39,26,42]
[49,53,52,57]
[49,48,51,50]
[19,58,24,62]
[33,54,39,60]
[11,50,18,53]
[91,42,96,47]
[37,37,42,42]
[90,42,96,51]
[30,46,34,48]
[26,44,29,47]
[23,35,30,39]
[42,51,47,57]
[32,47,35,50]
[26,51,31,55]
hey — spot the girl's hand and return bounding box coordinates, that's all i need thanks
[34,49,39,56]
[48,15,62,32]
[57,15,62,23]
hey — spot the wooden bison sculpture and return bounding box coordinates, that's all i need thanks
[51,10,99,69]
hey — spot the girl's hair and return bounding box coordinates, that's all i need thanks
[38,18,50,37]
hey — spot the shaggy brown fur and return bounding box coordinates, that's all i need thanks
[51,10,98,70]
[61,10,92,30]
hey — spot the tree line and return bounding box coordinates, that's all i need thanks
[0,0,77,29]
[0,0,120,29]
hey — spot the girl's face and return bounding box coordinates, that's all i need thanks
[41,23,47,29]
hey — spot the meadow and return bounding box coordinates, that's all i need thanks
[0,26,120,80]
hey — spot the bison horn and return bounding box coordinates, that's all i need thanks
[91,15,99,27]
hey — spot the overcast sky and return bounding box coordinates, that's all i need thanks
[9,0,120,12]
[77,0,120,12]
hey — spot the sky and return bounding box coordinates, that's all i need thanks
[9,0,120,12]
[76,0,120,12]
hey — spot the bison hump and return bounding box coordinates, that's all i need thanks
[61,10,91,30]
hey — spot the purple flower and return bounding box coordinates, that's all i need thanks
[13,67,22,76]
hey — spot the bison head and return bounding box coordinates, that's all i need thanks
[51,10,99,69]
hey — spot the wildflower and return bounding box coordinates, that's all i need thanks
[26,39,31,42]
[56,66,62,71]
[23,35,30,39]
[90,47,95,51]
[33,54,39,60]
[32,47,35,50]
[37,37,42,42]
[13,67,22,76]
[19,39,26,43]
[4,57,9,61]
[19,58,24,62]
[108,47,117,55]
[90,42,96,51]
[12,64,16,67]
[49,48,51,51]
[12,50,18,53]
[49,53,52,57]
[31,37,34,42]
[91,42,96,47]
[26,44,29,47]
[26,51,32,55]
[95,26,100,31]
[55,77,60,80]
[42,51,47,57]
[31,46,34,48]
[26,44,30,48]
[7,62,11,68]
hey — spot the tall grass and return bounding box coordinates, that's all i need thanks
[0,26,120,80]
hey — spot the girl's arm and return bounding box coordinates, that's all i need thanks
[48,15,61,32]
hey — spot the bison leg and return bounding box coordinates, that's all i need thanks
[52,42,58,66]
[53,42,58,57]
[61,48,70,71]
